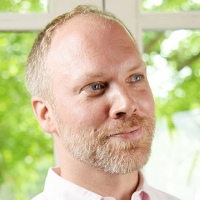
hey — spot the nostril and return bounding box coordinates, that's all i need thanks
[115,108,136,117]
[116,111,126,116]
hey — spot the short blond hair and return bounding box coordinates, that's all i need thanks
[25,4,134,102]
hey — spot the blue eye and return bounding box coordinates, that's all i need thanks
[82,82,106,96]
[91,83,102,90]
[132,75,142,82]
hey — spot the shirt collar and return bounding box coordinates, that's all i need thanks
[131,171,150,200]
[43,167,150,200]
[43,167,104,200]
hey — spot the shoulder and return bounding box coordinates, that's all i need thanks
[147,185,180,200]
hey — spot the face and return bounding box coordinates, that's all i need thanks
[47,16,155,174]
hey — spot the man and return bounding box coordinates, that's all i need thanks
[26,4,179,200]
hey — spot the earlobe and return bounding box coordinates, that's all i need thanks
[31,96,56,134]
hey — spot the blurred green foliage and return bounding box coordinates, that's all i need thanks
[0,0,48,13]
[142,0,200,12]
[0,0,52,199]
[0,32,53,199]
[143,30,200,131]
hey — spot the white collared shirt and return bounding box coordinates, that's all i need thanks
[32,167,180,200]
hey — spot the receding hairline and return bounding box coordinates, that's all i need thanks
[48,13,135,53]
[36,5,135,56]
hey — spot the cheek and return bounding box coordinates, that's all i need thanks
[76,99,109,127]
[55,94,108,129]
[137,90,155,117]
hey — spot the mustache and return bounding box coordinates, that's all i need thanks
[94,114,155,139]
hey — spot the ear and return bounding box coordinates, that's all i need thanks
[31,96,56,134]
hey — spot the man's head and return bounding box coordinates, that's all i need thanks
[26,5,155,174]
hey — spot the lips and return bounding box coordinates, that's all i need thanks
[109,127,141,140]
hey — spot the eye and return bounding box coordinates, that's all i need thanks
[82,82,107,96]
[131,74,143,82]
[91,83,103,90]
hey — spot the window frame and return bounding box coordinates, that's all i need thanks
[1,0,199,48]
[1,1,199,199]
[105,0,200,51]
[0,0,103,31]
[1,0,200,163]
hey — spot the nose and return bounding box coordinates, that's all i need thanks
[109,87,136,119]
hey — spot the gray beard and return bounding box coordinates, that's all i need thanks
[58,115,155,174]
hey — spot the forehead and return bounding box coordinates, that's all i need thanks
[51,14,127,42]
[47,14,141,75]
[49,14,136,52]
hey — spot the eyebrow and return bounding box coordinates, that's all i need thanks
[83,63,146,78]
[127,62,146,72]
[71,72,106,93]
[84,72,106,79]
